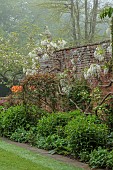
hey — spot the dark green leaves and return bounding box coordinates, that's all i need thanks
[100,7,113,19]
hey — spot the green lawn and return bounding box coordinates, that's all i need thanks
[0,140,83,170]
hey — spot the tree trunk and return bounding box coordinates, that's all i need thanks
[74,0,81,45]
[85,0,88,42]
[70,0,77,45]
[89,0,99,42]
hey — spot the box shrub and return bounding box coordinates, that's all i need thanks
[37,110,82,137]
[106,150,113,169]
[36,134,68,155]
[65,115,109,156]
[10,126,37,144]
[36,110,82,154]
[0,104,46,137]
[89,147,108,169]
[0,105,27,137]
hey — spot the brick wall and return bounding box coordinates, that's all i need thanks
[38,40,113,97]
[39,40,111,79]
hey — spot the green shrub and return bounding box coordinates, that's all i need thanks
[107,132,113,149]
[36,134,69,155]
[36,110,82,154]
[0,104,48,138]
[89,147,108,169]
[25,105,48,124]
[106,150,113,169]
[0,105,27,137]
[65,115,109,156]
[94,101,113,130]
[68,80,91,111]
[89,148,113,169]
[0,106,5,112]
[10,126,37,144]
[10,127,27,142]
[37,110,82,137]
[79,150,90,163]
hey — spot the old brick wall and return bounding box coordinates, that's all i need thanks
[39,40,111,79]
[38,40,113,98]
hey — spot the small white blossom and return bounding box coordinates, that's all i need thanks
[23,68,26,73]
[107,45,112,54]
[84,64,101,79]
[32,58,35,62]
[36,47,43,53]
[72,66,76,72]
[104,67,109,75]
[50,42,58,48]
[71,58,75,65]
[35,57,39,60]
[42,53,49,60]
[94,46,105,61]
[26,69,32,76]
[41,40,49,46]
[58,40,67,49]
[28,51,37,58]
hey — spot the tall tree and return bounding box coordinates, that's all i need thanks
[37,0,112,45]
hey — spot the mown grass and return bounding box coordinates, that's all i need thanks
[0,140,83,170]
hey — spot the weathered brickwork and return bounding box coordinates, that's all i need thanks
[39,40,111,79]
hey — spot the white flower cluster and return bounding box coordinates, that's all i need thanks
[57,40,67,49]
[107,44,112,54]
[103,67,109,75]
[59,72,71,95]
[70,58,77,72]
[71,58,75,65]
[84,64,101,79]
[94,46,105,61]
[28,50,37,58]
[62,85,71,95]
[41,39,49,46]
[23,68,37,76]
[40,39,67,50]
[24,27,67,76]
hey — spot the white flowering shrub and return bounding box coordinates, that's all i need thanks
[107,44,112,54]
[84,43,111,80]
[24,26,67,76]
[94,46,105,62]
[84,64,101,79]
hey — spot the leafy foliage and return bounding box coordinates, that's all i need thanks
[10,126,37,144]
[89,148,113,169]
[0,104,47,137]
[89,147,108,169]
[37,110,82,137]
[68,80,91,111]
[106,150,113,169]
[65,115,108,156]
[100,7,113,19]
[21,73,60,112]
[36,110,82,154]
